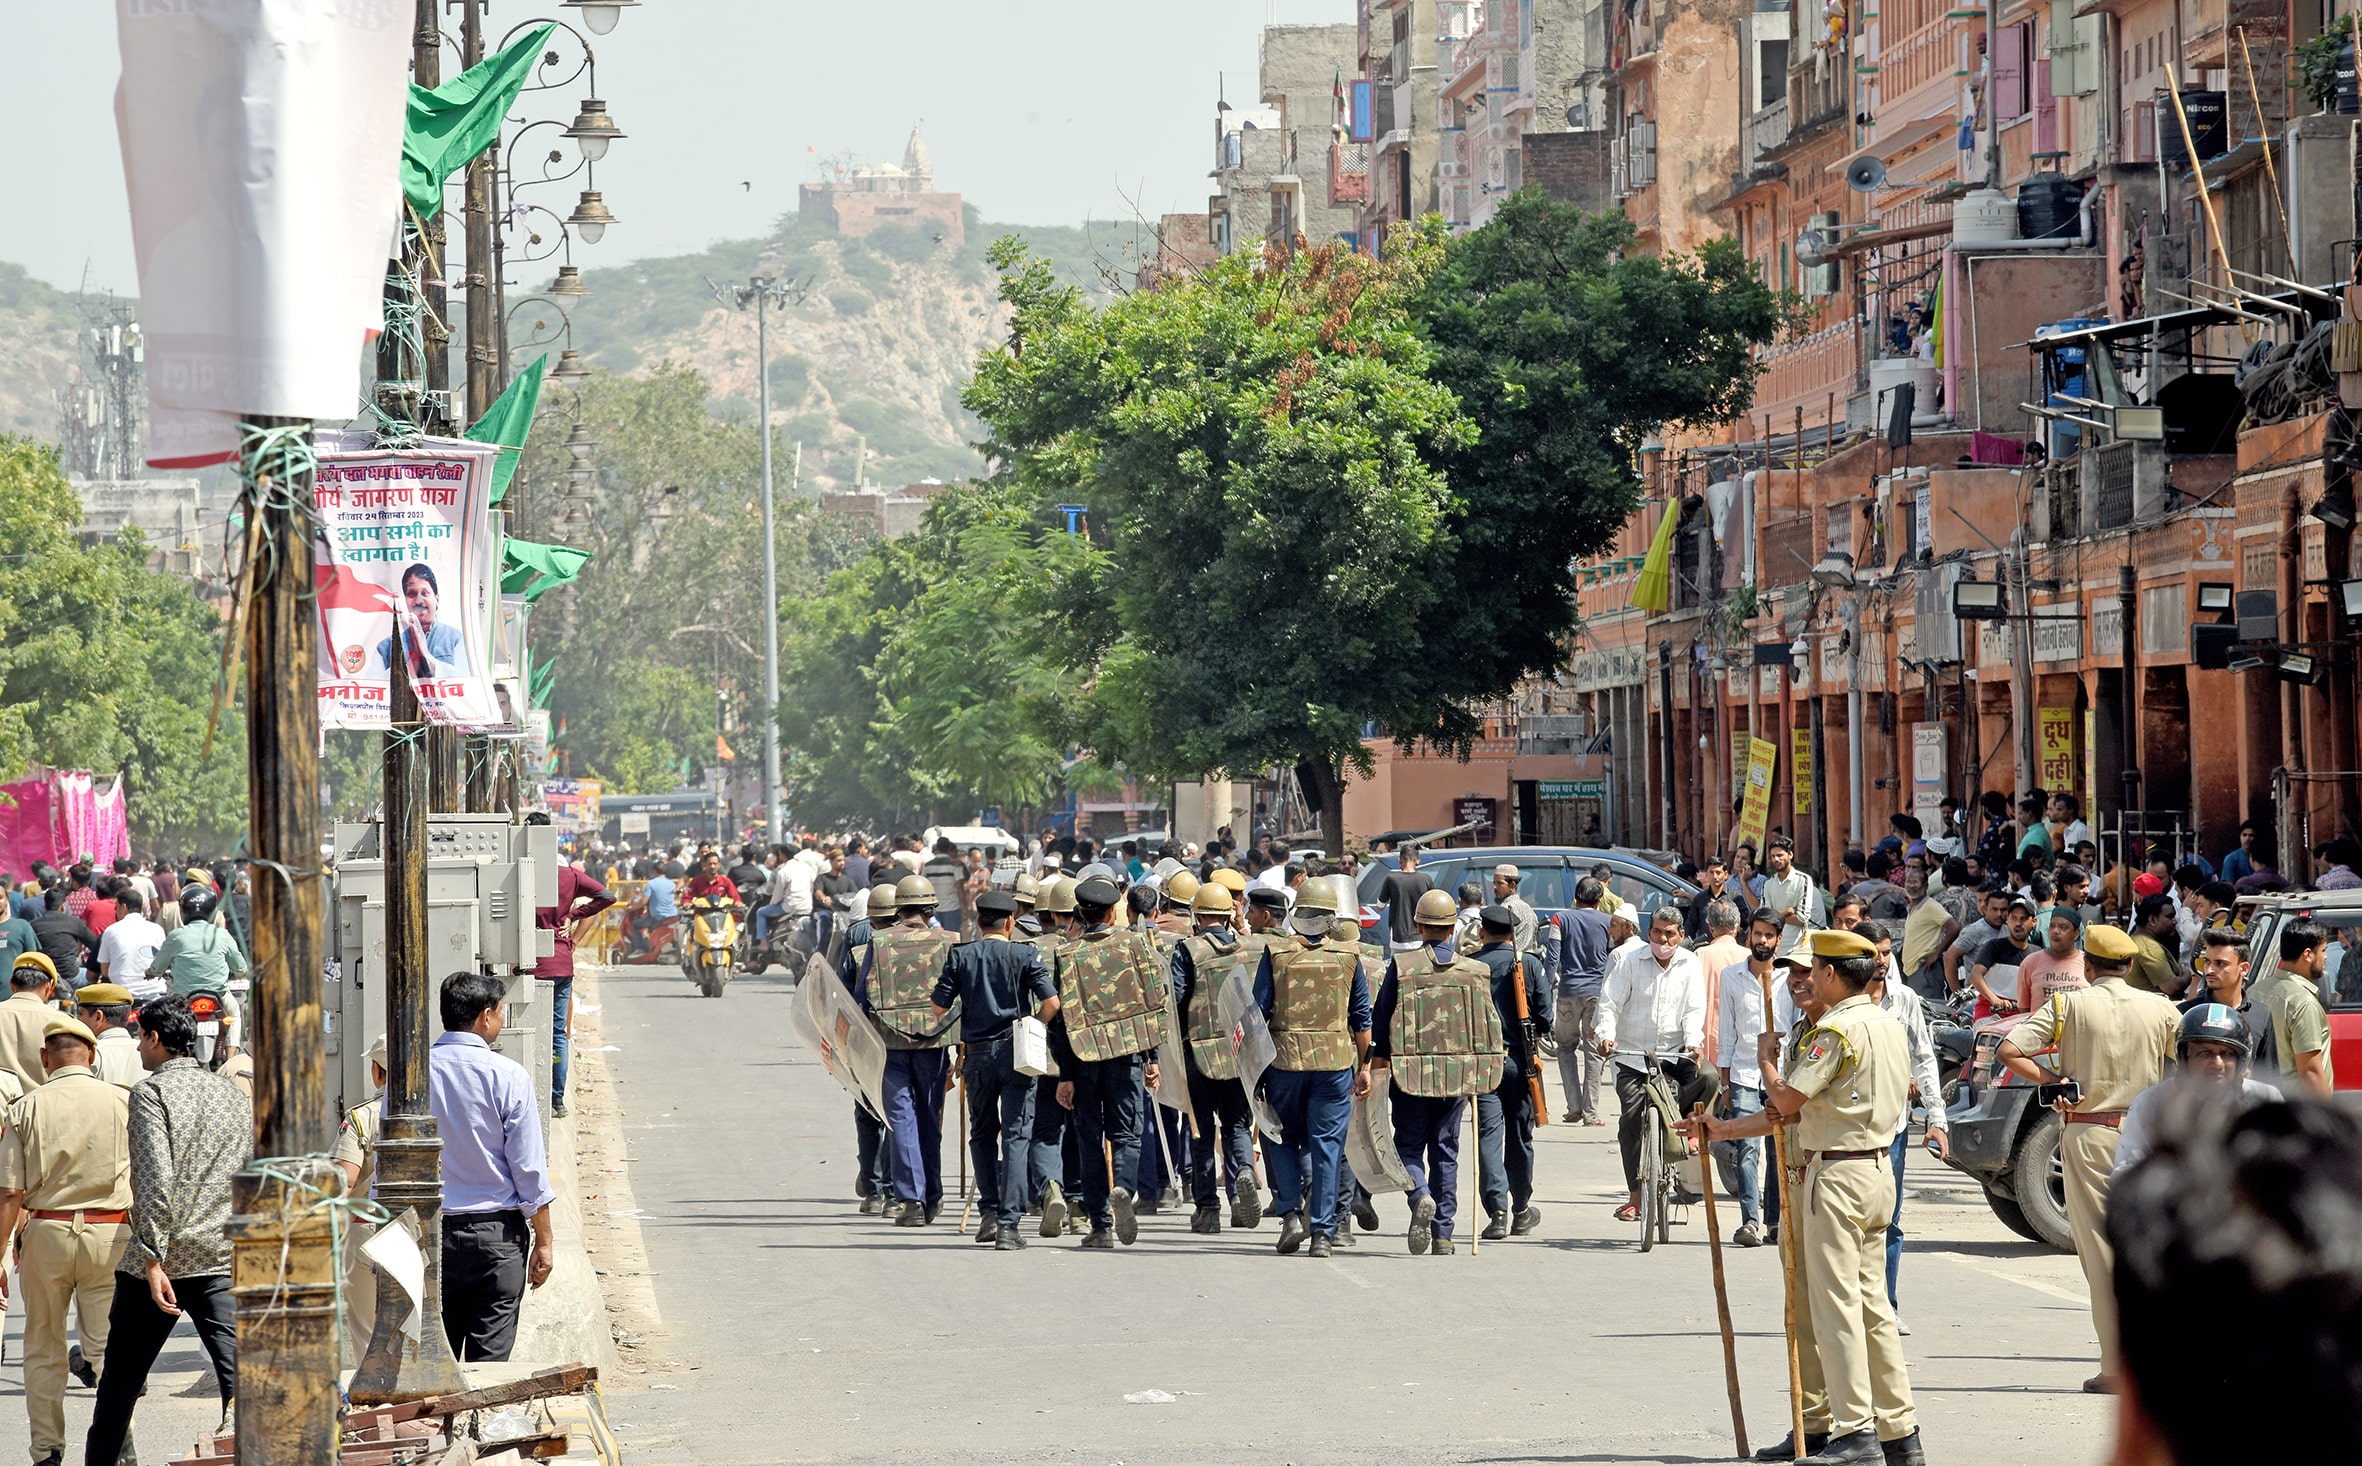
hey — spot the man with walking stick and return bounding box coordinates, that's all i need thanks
[1683,929,1925,1466]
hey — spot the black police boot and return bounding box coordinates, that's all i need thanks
[1755,1431,1829,1461]
[1110,1187,1139,1245]
[895,1203,928,1227]
[858,1194,881,1216]
[924,1199,943,1225]
[1190,1204,1220,1234]
[69,1344,96,1389]
[1801,1430,1883,1464]
[1276,1211,1308,1255]
[1480,1213,1509,1241]
[995,1230,1027,1251]
[1351,1196,1380,1232]
[1431,1234,1456,1255]
[1307,1232,1334,1259]
[973,1218,1001,1246]
[1879,1430,1926,1466]
[1080,1226,1115,1250]
[1407,1193,1435,1254]
[1232,1186,1263,1229]
[1512,1204,1542,1235]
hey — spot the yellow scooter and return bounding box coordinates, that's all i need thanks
[684,892,739,998]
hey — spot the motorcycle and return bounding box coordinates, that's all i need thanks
[190,990,232,1066]
[684,893,739,998]
[614,910,687,966]
[1924,988,1978,1111]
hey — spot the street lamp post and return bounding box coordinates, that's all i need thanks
[710,272,806,849]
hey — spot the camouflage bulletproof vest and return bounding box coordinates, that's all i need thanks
[1057,927,1166,1062]
[1388,952,1507,1097]
[1269,940,1360,1072]
[1180,928,1243,1079]
[871,925,956,1048]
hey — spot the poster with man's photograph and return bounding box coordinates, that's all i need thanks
[312,434,503,729]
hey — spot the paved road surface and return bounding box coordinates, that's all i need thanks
[578,960,2112,1466]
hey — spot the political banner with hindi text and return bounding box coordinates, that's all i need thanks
[313,434,502,730]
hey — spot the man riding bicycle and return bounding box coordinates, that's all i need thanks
[1596,906,1720,1223]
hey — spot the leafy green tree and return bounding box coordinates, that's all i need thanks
[0,436,250,853]
[1401,195,1790,721]
[964,234,1476,853]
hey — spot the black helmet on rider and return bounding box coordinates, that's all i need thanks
[179,884,220,924]
[2176,1002,2251,1065]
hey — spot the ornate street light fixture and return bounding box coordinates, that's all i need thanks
[562,98,625,162]
[561,0,639,36]
[566,189,616,245]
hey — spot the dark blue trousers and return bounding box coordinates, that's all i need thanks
[1392,1091,1467,1239]
[881,1048,949,1207]
[1070,1053,1146,1227]
[1264,1066,1352,1237]
[964,1038,1036,1228]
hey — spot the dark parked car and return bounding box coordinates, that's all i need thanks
[1353,846,1699,939]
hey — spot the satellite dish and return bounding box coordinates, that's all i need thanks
[1847,156,1888,192]
[1795,229,1831,267]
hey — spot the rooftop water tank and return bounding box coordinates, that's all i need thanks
[1952,187,2021,245]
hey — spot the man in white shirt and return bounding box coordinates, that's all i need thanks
[94,890,168,1001]
[755,854,817,946]
[1595,907,1716,1223]
[1758,833,1822,959]
[1713,910,1783,1245]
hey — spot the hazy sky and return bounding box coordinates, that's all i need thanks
[13,1,1346,297]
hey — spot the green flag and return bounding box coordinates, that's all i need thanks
[502,537,593,600]
[531,657,558,708]
[401,24,555,219]
[466,354,546,504]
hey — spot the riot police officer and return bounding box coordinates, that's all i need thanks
[1371,890,1505,1255]
[1047,876,1168,1248]
[1171,882,1264,1233]
[857,875,958,1225]
[1252,874,1373,1258]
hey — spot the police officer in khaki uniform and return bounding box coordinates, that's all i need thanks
[70,985,144,1091]
[1047,875,1167,1248]
[1689,929,1922,1465]
[858,875,959,1226]
[331,1033,389,1361]
[0,1013,133,1466]
[1,951,64,1095]
[1252,875,1373,1259]
[1371,889,1505,1255]
[1997,920,2179,1395]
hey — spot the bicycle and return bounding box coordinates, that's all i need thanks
[1635,1048,1690,1252]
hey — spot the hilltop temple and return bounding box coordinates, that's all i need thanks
[797,121,963,248]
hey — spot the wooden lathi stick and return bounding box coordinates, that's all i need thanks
[1695,1102,1749,1458]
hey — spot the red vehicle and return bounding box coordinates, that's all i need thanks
[2233,891,2362,1088]
[614,910,686,965]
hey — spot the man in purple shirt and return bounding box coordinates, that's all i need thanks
[430,971,556,1362]
[528,813,614,1117]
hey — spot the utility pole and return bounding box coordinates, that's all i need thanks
[709,272,804,849]
[459,0,504,817]
[224,419,342,1465]
[351,0,470,1405]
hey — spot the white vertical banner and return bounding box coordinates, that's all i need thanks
[115,1,412,466]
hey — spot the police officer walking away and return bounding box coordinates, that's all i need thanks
[1252,876,1373,1258]
[1046,876,1168,1248]
[1170,882,1264,1233]
[0,1013,132,1466]
[844,881,904,1215]
[1996,921,2179,1395]
[1471,903,1551,1240]
[1685,929,1924,1465]
[930,890,1057,1250]
[859,875,960,1226]
[1371,891,1505,1255]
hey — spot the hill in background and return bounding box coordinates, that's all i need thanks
[0,265,96,442]
[551,204,1137,491]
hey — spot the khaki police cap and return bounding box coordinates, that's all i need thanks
[1413,889,1460,926]
[1808,928,1877,960]
[1209,868,1249,895]
[2081,923,2139,962]
[894,874,939,909]
[12,951,59,984]
[1040,876,1079,915]
[1190,884,1236,916]
[1163,870,1201,906]
[73,983,135,1007]
[43,1013,97,1047]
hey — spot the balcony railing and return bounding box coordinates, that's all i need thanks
[1787,59,1847,138]
[1749,96,1790,163]
[1329,142,1372,207]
